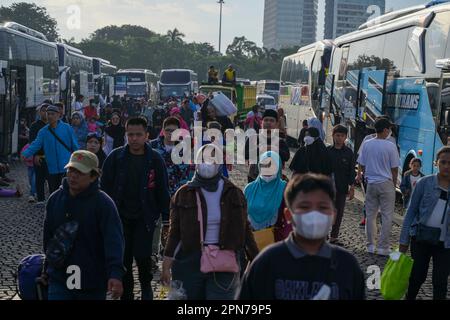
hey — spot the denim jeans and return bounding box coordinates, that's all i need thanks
[27,166,36,196]
[48,281,106,300]
[172,250,239,300]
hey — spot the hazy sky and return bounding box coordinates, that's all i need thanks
[2,0,430,51]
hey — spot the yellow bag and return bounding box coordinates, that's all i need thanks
[253,227,275,251]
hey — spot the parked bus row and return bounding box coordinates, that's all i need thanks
[279,0,450,180]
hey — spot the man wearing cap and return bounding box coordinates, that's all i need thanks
[245,109,290,183]
[43,150,125,300]
[357,118,400,256]
[28,103,50,203]
[22,105,79,195]
[208,66,219,84]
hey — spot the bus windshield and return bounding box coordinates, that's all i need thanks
[127,84,147,97]
[265,83,280,91]
[161,71,190,84]
[160,85,190,98]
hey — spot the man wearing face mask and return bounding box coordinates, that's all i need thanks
[289,127,333,178]
[161,144,259,300]
[357,118,400,256]
[245,109,290,183]
[237,174,365,300]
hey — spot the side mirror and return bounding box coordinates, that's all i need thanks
[408,27,426,73]
[60,69,68,91]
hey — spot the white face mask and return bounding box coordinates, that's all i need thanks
[291,210,334,240]
[197,163,220,179]
[304,136,315,146]
[260,174,277,183]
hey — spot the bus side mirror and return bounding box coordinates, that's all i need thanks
[0,74,5,95]
[60,69,69,91]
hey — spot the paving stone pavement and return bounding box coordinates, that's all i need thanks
[0,161,446,300]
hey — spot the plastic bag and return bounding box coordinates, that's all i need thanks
[380,251,414,300]
[164,280,187,300]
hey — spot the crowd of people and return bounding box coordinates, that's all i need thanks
[2,83,448,301]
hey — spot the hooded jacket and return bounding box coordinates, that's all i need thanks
[43,179,125,290]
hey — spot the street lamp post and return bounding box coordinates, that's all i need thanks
[218,0,225,54]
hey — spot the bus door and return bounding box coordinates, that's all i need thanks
[365,70,387,117]
[322,73,336,124]
[437,72,450,151]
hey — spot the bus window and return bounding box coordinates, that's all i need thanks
[383,28,409,78]
[338,47,349,80]
[425,12,450,78]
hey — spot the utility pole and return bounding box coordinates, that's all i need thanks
[218,0,225,54]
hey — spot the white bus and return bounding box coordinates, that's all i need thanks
[256,80,280,103]
[115,68,159,101]
[325,0,450,176]
[279,40,334,142]
[159,69,198,101]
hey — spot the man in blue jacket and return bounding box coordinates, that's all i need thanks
[44,150,125,300]
[101,117,170,300]
[22,105,79,195]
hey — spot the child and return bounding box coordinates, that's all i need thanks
[87,117,102,134]
[400,158,424,208]
[21,143,36,202]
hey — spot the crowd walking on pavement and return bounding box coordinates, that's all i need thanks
[2,77,447,301]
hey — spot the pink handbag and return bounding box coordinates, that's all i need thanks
[196,192,239,274]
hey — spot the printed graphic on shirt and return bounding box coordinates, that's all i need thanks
[275,279,339,300]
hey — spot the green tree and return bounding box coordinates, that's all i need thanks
[90,25,156,42]
[165,28,185,44]
[0,2,59,41]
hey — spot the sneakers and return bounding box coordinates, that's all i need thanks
[377,248,391,256]
[367,245,375,254]
[28,195,36,203]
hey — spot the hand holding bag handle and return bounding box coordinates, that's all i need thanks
[196,191,239,291]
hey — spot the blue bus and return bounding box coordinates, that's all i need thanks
[324,0,450,179]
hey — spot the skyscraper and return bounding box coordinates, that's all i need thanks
[263,0,318,50]
[324,0,386,39]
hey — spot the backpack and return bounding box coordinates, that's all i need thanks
[16,254,48,300]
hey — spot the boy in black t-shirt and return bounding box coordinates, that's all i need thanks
[237,174,365,300]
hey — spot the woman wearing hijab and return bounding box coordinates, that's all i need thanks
[86,132,107,168]
[289,127,333,177]
[244,152,291,251]
[308,117,326,141]
[103,112,126,155]
[71,112,88,149]
[161,144,258,300]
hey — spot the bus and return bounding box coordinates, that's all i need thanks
[256,80,280,103]
[279,40,334,143]
[56,43,94,114]
[0,22,59,156]
[93,57,116,103]
[324,0,450,177]
[159,69,198,101]
[115,68,158,102]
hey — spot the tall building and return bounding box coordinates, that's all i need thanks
[324,0,386,39]
[263,0,318,50]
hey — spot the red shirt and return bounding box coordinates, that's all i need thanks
[84,106,98,120]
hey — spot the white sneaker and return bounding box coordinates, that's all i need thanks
[367,245,376,254]
[377,248,391,256]
[28,195,36,203]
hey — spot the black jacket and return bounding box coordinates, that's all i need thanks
[29,120,47,156]
[327,145,356,194]
[290,139,332,176]
[101,144,171,227]
[43,179,125,290]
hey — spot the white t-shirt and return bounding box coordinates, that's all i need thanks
[425,189,448,242]
[410,174,421,194]
[357,138,400,184]
[358,133,396,155]
[202,179,224,245]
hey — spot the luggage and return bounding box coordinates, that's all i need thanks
[16,254,48,300]
[210,92,237,116]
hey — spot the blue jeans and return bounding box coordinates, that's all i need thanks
[27,166,36,196]
[48,281,106,300]
[172,250,239,300]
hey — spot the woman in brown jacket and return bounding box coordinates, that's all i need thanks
[161,144,258,300]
